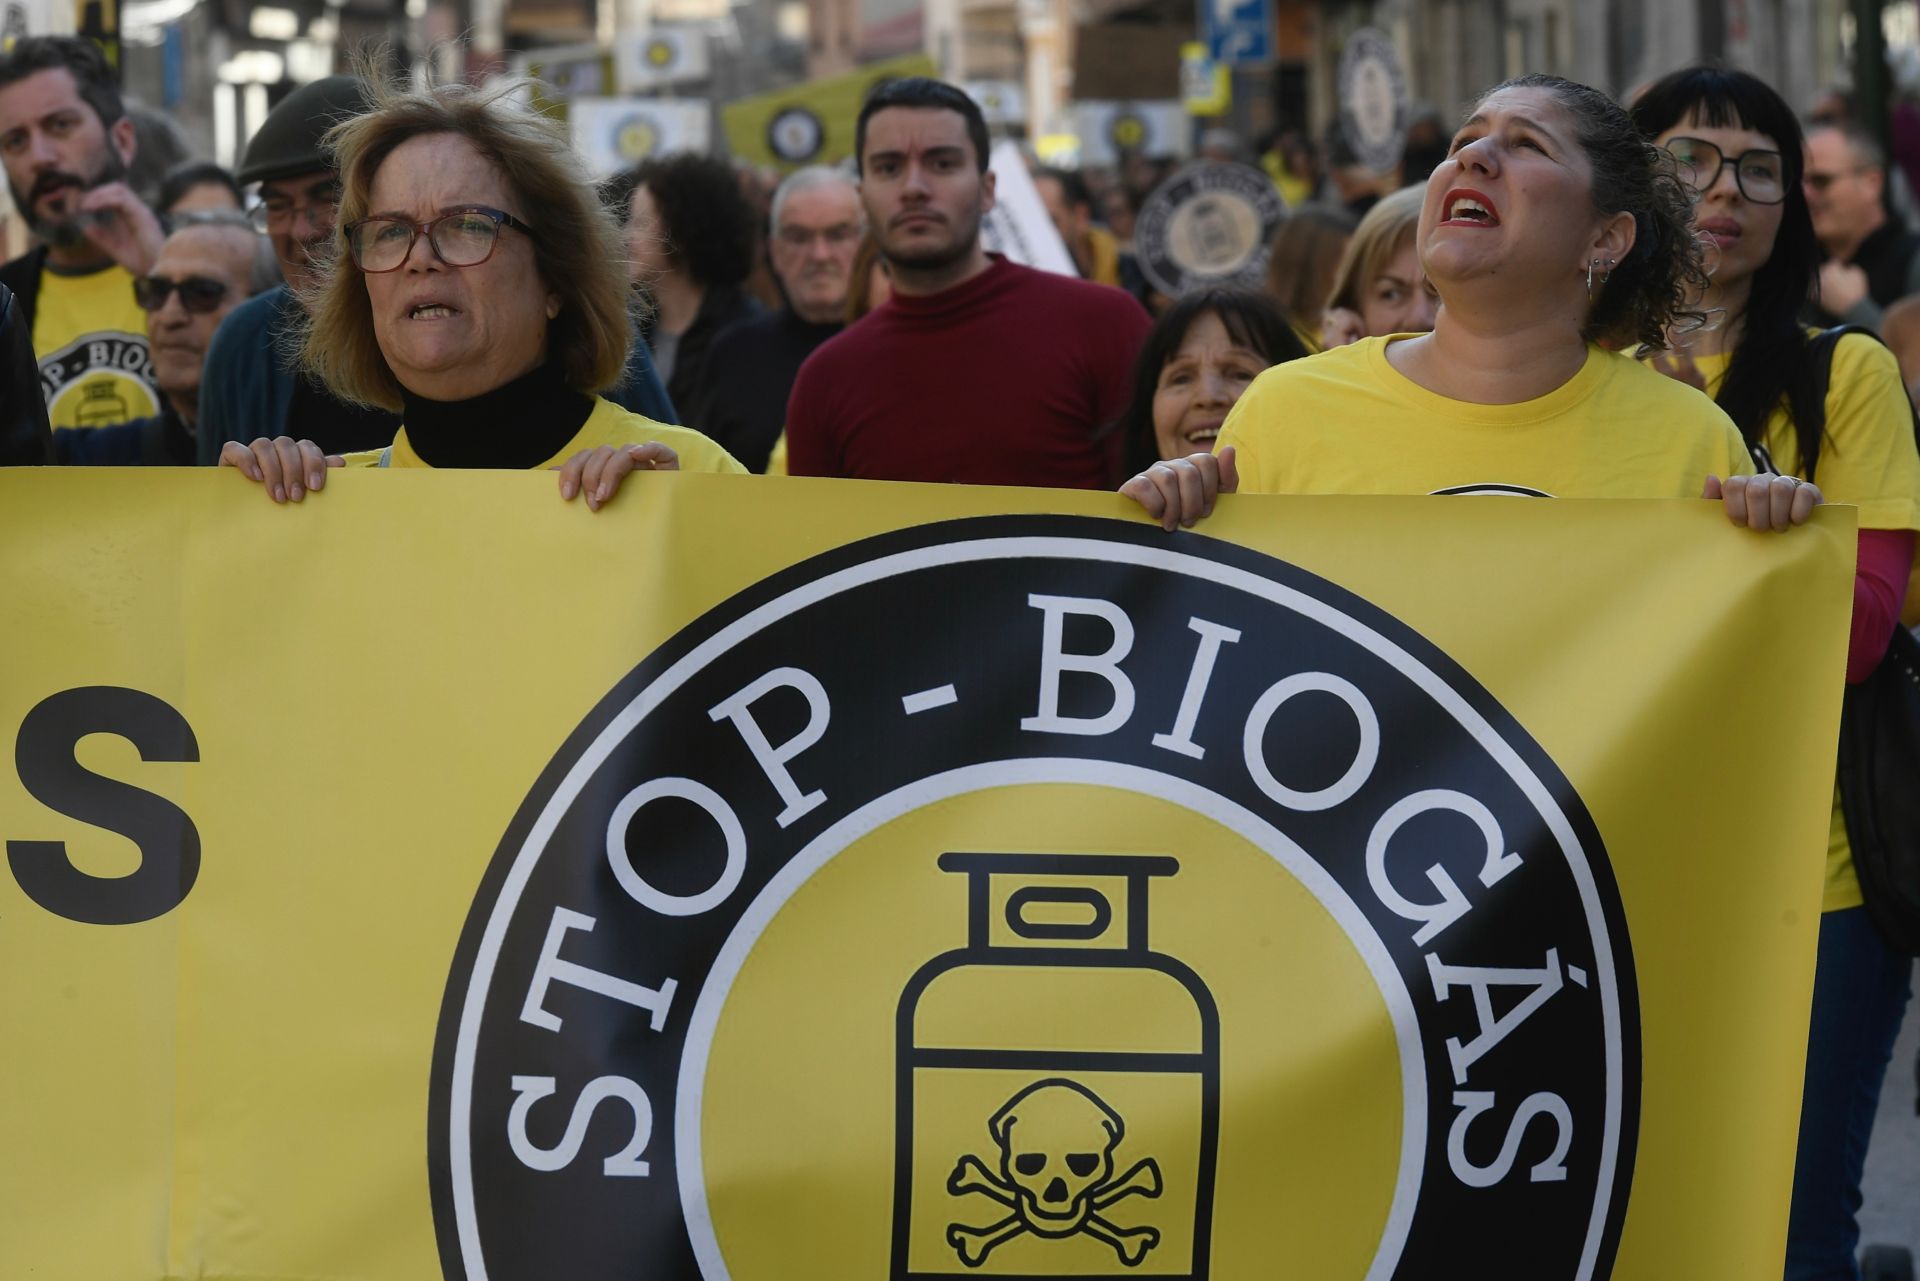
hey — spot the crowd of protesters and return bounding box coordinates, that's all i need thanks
[1,31,1918,1280]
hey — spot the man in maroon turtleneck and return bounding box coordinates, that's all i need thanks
[785,78,1151,488]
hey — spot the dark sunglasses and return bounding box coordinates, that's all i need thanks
[134,275,229,314]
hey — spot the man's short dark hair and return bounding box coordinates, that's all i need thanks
[854,77,989,175]
[1035,167,1092,212]
[0,36,124,128]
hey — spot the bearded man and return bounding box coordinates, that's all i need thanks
[0,36,166,431]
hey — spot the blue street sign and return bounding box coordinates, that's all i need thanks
[1201,0,1272,68]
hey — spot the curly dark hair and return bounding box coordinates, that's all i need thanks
[625,153,759,289]
[1481,74,1707,351]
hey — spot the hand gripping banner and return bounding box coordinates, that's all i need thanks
[0,472,1853,1280]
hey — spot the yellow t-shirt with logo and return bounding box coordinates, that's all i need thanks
[345,396,747,474]
[31,262,160,430]
[1218,335,1754,498]
[1689,333,1920,913]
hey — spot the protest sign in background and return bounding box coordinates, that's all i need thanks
[722,52,935,170]
[0,473,1851,1279]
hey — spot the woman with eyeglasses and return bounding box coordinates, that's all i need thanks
[55,211,262,465]
[1125,74,1813,531]
[1632,68,1920,1281]
[220,75,743,504]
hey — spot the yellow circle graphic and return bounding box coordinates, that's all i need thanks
[1111,113,1149,151]
[646,38,674,67]
[699,782,1401,1277]
[617,117,660,160]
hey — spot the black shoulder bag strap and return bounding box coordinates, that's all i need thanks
[1813,324,1920,955]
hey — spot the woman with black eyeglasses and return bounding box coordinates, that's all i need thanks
[220,75,742,504]
[1633,68,1920,1281]
[53,211,260,464]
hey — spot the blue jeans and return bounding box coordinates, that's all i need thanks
[1785,907,1913,1281]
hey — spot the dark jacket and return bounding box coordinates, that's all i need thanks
[0,244,50,332]
[53,398,193,465]
[0,277,52,465]
[643,284,762,433]
[699,307,840,472]
[1815,219,1920,331]
[198,285,683,463]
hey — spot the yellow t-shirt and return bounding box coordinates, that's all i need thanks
[1218,335,1754,498]
[346,396,747,474]
[31,262,160,430]
[1689,332,1920,912]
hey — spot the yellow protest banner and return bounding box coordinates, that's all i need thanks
[0,472,1853,1280]
[723,53,936,170]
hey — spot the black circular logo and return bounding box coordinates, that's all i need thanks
[428,515,1639,1280]
[767,107,826,164]
[1338,27,1410,175]
[1135,163,1288,298]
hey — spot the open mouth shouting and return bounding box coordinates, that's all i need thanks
[1181,418,1224,449]
[407,301,460,321]
[1440,188,1501,227]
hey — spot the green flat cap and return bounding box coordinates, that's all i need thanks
[237,75,373,186]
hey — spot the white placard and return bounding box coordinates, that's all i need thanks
[571,98,713,175]
[615,28,712,92]
[964,81,1027,127]
[979,141,1078,277]
[1072,101,1191,167]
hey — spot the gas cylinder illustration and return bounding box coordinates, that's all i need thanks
[892,853,1219,1279]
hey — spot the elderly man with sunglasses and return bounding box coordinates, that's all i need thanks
[53,211,266,464]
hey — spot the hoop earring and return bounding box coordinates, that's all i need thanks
[1585,257,1617,299]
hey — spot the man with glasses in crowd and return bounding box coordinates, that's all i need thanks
[0,36,167,433]
[1804,121,1920,330]
[697,165,862,472]
[55,212,268,463]
[195,75,402,463]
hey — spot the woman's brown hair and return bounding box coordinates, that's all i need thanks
[300,72,633,409]
[845,231,890,323]
[1264,207,1354,336]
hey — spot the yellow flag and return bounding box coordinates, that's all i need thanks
[723,53,936,170]
[0,471,1853,1280]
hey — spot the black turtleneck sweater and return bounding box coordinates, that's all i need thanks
[399,360,595,469]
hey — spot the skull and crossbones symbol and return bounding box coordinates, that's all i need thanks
[945,1078,1163,1267]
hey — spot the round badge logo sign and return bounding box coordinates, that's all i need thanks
[37,334,159,430]
[428,515,1640,1281]
[1108,109,1150,153]
[767,106,826,164]
[1338,27,1409,175]
[1134,163,1287,297]
[645,37,676,69]
[616,115,661,162]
